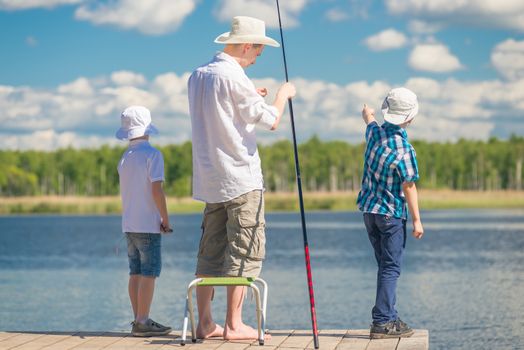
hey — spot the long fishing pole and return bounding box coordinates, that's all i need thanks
[275,1,319,348]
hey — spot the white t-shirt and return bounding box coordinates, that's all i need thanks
[188,52,278,203]
[118,139,165,233]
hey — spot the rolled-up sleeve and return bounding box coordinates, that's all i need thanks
[231,80,278,130]
[148,150,165,183]
[397,147,419,183]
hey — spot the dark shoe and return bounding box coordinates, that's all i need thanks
[370,319,414,339]
[132,319,172,337]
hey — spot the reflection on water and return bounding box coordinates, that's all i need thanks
[0,209,523,350]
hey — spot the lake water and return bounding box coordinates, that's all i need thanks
[1,209,523,349]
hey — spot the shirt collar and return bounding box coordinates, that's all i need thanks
[383,121,408,139]
[215,51,244,71]
[129,139,149,147]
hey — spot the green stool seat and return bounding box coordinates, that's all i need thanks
[181,277,268,346]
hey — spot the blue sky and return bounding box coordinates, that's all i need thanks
[0,0,523,150]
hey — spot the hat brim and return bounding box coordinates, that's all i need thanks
[115,124,159,140]
[214,32,280,47]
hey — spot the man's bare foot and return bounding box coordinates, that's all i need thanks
[196,322,224,339]
[224,323,271,341]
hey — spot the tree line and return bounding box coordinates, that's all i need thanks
[1,136,523,197]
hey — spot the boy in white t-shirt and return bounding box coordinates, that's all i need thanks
[116,105,172,337]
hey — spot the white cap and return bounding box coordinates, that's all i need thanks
[115,106,159,140]
[214,16,280,47]
[381,87,419,125]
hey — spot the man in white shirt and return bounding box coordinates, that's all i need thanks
[188,16,296,341]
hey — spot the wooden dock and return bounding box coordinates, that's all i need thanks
[0,329,428,350]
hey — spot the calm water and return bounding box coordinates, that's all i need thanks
[1,210,523,349]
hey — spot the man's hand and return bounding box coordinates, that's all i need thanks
[412,219,424,239]
[362,104,376,125]
[257,87,268,97]
[276,82,296,100]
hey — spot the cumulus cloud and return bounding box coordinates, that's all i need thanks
[25,36,38,46]
[324,8,349,22]
[74,0,197,35]
[1,71,523,150]
[407,20,443,34]
[491,39,524,81]
[111,71,147,86]
[0,0,81,10]
[364,29,408,52]
[408,43,463,72]
[214,0,307,28]
[385,0,524,32]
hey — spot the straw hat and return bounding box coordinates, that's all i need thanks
[381,87,419,125]
[214,16,280,47]
[115,106,158,140]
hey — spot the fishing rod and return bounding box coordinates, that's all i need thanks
[275,1,319,348]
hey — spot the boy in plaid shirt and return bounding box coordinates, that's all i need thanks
[357,87,424,339]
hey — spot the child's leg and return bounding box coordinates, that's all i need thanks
[133,233,162,324]
[126,233,142,320]
[136,276,156,323]
[129,275,140,319]
[364,213,405,325]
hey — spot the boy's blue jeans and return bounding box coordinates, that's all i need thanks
[363,213,406,325]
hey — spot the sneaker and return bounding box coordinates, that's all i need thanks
[370,319,414,339]
[132,319,172,337]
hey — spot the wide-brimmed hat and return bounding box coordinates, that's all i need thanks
[115,105,158,140]
[214,16,280,47]
[381,87,419,125]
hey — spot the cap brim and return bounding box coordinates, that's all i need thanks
[115,124,159,140]
[214,32,280,47]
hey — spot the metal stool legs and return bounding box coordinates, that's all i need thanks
[181,277,268,346]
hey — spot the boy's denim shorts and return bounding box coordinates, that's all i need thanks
[126,232,162,277]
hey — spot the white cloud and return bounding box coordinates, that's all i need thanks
[364,29,408,52]
[407,20,443,34]
[214,0,307,28]
[491,39,524,81]
[385,0,524,32]
[1,72,524,150]
[111,71,147,86]
[57,77,94,95]
[409,44,463,73]
[0,0,81,10]
[74,0,197,35]
[324,8,349,22]
[25,36,38,46]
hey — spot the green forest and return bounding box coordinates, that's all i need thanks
[1,136,523,197]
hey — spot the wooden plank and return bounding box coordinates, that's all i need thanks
[304,330,346,350]
[0,332,20,342]
[69,332,129,349]
[103,334,156,350]
[214,341,253,350]
[162,337,225,350]
[366,338,399,350]
[7,332,76,350]
[0,329,429,350]
[335,330,370,350]
[255,329,293,349]
[0,332,47,349]
[396,330,428,350]
[128,335,176,349]
[278,330,315,349]
[39,332,102,350]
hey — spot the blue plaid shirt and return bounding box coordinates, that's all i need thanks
[357,121,419,219]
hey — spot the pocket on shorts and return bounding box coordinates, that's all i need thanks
[228,191,266,260]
